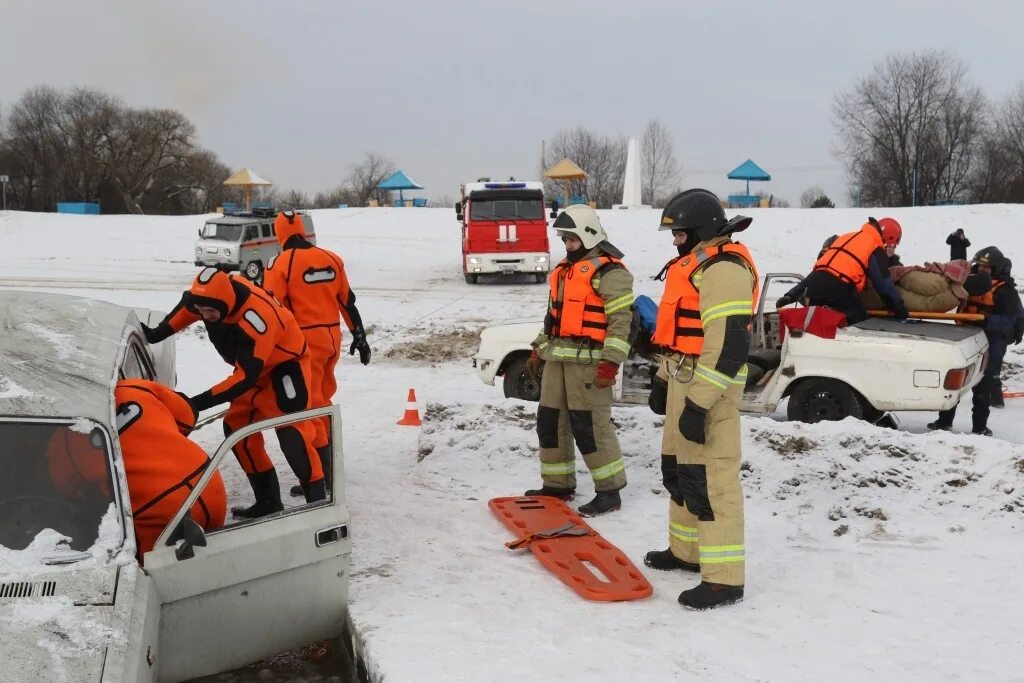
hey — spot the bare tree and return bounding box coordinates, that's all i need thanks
[833,50,986,206]
[800,186,834,208]
[280,188,309,209]
[346,152,395,206]
[543,127,627,208]
[640,119,679,206]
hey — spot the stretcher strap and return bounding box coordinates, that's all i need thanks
[505,522,594,550]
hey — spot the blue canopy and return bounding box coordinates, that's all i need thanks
[727,159,771,181]
[377,170,423,191]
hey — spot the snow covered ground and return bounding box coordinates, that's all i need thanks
[1,204,1023,682]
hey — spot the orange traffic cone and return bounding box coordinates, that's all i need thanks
[397,388,422,426]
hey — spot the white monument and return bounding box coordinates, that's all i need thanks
[613,136,650,209]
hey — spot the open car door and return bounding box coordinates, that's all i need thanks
[142,406,350,682]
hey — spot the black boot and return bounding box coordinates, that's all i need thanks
[991,391,1005,408]
[972,426,993,436]
[644,548,700,572]
[678,581,744,610]
[316,445,333,492]
[577,490,621,517]
[927,419,952,431]
[301,478,327,503]
[231,470,284,519]
[523,486,575,501]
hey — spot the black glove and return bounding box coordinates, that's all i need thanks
[892,301,909,321]
[189,390,216,413]
[678,398,708,445]
[1015,332,1023,345]
[775,294,794,309]
[141,321,172,345]
[648,376,667,415]
[174,391,198,435]
[349,327,371,365]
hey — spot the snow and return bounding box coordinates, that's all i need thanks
[1,205,1024,680]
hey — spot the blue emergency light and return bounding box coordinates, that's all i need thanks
[484,182,527,189]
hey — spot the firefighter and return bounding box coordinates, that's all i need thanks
[114,379,227,560]
[142,267,326,518]
[524,204,634,517]
[642,188,759,610]
[928,247,1023,435]
[801,217,908,323]
[262,210,370,496]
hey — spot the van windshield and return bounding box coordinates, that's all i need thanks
[0,421,117,553]
[201,223,244,241]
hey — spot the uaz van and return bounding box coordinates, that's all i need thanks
[194,209,316,281]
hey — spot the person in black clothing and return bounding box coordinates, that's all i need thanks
[928,247,1023,435]
[990,257,1023,408]
[947,229,971,261]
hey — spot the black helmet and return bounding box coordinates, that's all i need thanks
[659,189,752,242]
[972,246,1006,274]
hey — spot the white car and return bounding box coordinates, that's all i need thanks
[0,291,351,682]
[473,273,989,423]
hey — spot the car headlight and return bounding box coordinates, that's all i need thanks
[223,248,233,256]
[535,256,547,263]
[195,247,202,255]
[468,256,481,265]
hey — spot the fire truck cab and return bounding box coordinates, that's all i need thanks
[456,179,553,284]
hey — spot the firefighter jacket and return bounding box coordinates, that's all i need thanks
[813,222,884,292]
[657,236,759,411]
[149,270,310,411]
[532,246,635,365]
[263,213,364,335]
[958,277,1024,343]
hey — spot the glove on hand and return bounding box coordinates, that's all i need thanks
[526,348,542,380]
[189,390,215,414]
[140,323,163,345]
[174,391,198,436]
[648,376,668,415]
[349,328,371,365]
[678,398,708,444]
[594,361,619,389]
[775,294,794,309]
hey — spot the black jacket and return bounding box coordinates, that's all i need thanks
[946,233,971,261]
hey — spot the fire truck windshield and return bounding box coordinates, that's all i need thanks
[470,197,544,221]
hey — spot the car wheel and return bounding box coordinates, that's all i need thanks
[534,273,546,284]
[244,260,264,281]
[786,378,864,423]
[464,273,478,284]
[503,355,541,401]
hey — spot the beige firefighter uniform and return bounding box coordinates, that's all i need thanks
[532,246,635,493]
[658,235,757,588]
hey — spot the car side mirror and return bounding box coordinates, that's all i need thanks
[549,199,559,219]
[455,201,463,222]
[172,517,208,562]
[197,228,202,238]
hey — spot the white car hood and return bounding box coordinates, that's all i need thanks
[0,565,120,682]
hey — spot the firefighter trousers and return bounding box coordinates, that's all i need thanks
[664,357,745,587]
[222,359,325,485]
[303,324,342,449]
[536,360,627,493]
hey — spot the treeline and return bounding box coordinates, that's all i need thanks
[834,50,1024,206]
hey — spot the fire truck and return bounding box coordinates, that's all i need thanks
[455,179,554,284]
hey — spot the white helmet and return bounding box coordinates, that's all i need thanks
[553,204,607,249]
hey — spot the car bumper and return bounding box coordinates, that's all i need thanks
[194,259,239,271]
[465,252,549,275]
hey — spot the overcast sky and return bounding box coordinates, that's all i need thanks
[2,1,1022,208]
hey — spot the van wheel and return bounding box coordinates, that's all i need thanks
[464,273,478,284]
[534,273,546,284]
[244,261,264,281]
[503,355,541,401]
[786,378,864,423]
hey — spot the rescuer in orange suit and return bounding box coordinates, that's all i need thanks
[114,379,227,560]
[142,267,326,518]
[262,210,370,496]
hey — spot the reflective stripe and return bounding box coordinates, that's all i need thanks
[590,457,625,481]
[699,544,745,564]
[695,364,730,390]
[550,347,602,361]
[604,336,631,355]
[701,300,753,324]
[541,461,575,476]
[670,522,698,544]
[604,293,635,315]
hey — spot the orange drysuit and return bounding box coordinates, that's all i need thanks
[263,211,368,445]
[145,268,324,486]
[114,379,227,559]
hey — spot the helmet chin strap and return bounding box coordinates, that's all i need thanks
[566,245,589,263]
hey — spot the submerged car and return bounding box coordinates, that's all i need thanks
[0,291,351,682]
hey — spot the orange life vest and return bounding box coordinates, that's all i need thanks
[812,223,883,292]
[548,256,622,343]
[652,243,759,355]
[956,280,1004,325]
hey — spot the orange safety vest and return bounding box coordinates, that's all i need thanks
[812,223,883,292]
[548,256,622,343]
[956,280,1004,325]
[652,243,759,355]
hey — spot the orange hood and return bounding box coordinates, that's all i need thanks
[274,211,306,247]
[189,268,237,319]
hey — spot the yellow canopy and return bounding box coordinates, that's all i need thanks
[544,158,588,180]
[223,168,272,186]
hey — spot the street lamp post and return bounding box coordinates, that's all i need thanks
[0,175,8,213]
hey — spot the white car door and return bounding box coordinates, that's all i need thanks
[142,406,350,682]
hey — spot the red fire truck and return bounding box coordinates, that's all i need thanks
[456,179,554,284]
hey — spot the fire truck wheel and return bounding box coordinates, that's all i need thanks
[464,273,478,284]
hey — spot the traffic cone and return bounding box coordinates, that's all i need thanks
[397,388,422,426]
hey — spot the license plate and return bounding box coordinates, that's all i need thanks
[205,247,218,253]
[501,266,515,274]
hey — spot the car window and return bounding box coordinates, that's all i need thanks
[120,343,146,379]
[261,223,273,238]
[243,225,259,242]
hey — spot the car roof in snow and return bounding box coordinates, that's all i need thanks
[0,291,130,424]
